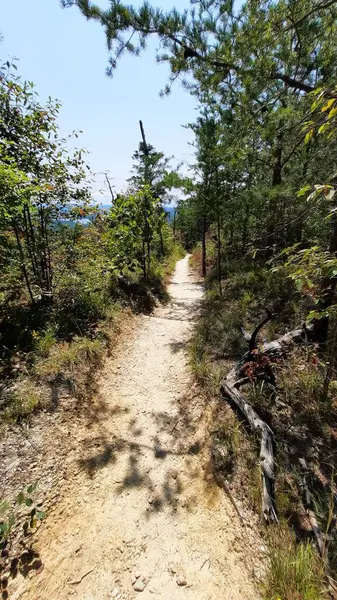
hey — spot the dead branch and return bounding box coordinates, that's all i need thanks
[221,378,277,523]
[220,322,314,523]
[222,479,248,524]
[249,308,275,353]
[67,566,96,585]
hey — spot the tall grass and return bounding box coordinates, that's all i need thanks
[264,526,326,600]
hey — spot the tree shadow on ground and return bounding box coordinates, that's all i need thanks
[158,299,202,322]
[168,340,186,354]
[77,385,206,517]
[0,545,43,600]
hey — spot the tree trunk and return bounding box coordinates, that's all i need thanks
[39,206,53,303]
[23,205,40,285]
[147,239,151,272]
[266,127,284,255]
[142,240,147,279]
[159,224,164,256]
[202,215,207,277]
[12,220,35,305]
[217,211,222,296]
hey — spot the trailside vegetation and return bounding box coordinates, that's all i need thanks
[0,63,183,424]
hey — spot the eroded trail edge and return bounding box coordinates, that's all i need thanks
[14,256,263,600]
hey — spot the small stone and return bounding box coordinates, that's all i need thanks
[111,588,120,598]
[176,576,187,587]
[133,579,145,592]
[135,571,141,579]
[253,567,263,582]
[169,468,178,479]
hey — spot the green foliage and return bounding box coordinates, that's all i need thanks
[0,483,45,592]
[67,0,337,339]
[0,60,183,424]
[0,61,92,306]
[0,483,44,542]
[34,337,104,379]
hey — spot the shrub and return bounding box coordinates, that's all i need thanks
[33,327,57,357]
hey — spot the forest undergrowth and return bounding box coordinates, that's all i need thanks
[190,240,337,600]
[0,239,184,425]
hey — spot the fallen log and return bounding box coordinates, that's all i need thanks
[219,322,314,523]
[261,324,313,355]
[221,379,278,522]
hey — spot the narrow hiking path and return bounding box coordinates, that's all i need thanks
[12,255,263,600]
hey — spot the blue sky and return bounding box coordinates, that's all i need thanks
[1,0,198,202]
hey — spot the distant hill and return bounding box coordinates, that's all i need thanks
[99,203,175,222]
[59,203,175,226]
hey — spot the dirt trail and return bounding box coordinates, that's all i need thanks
[13,255,262,600]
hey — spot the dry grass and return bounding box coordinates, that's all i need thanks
[34,337,104,379]
[2,380,44,422]
[1,307,125,424]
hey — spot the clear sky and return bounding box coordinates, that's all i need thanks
[1,0,198,202]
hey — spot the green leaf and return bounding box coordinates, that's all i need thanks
[321,98,335,112]
[17,491,25,505]
[297,185,311,197]
[37,511,46,520]
[8,514,15,528]
[304,129,313,144]
[311,97,322,111]
[318,122,330,134]
[0,522,9,534]
[0,501,10,516]
[328,107,337,119]
[25,498,33,507]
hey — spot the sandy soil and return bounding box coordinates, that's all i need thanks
[9,255,263,600]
